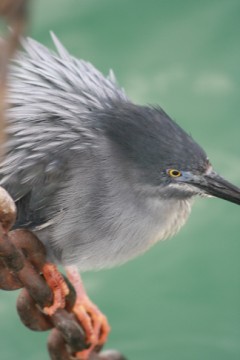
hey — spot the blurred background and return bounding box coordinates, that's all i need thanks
[1,0,240,359]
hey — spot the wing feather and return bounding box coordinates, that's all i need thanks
[0,34,129,227]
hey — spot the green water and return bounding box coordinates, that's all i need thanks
[1,1,240,359]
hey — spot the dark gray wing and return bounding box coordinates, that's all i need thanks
[0,33,128,228]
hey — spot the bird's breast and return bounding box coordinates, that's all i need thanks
[53,196,193,271]
[147,198,193,246]
[100,197,192,268]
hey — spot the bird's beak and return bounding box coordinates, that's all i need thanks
[195,171,240,205]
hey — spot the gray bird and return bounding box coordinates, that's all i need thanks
[1,33,240,357]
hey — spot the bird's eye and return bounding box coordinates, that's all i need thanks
[167,169,182,178]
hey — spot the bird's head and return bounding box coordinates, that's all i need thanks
[98,102,240,205]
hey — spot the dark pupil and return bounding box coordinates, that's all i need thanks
[172,170,179,176]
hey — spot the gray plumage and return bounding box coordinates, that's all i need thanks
[1,34,240,270]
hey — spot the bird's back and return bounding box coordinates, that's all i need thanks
[0,33,127,230]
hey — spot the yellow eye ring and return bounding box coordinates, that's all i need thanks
[167,169,182,178]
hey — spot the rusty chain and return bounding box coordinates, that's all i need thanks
[0,1,126,359]
[0,187,126,359]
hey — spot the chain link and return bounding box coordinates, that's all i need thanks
[0,188,126,359]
